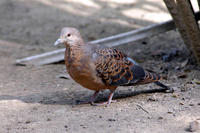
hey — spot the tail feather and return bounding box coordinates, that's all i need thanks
[136,71,162,84]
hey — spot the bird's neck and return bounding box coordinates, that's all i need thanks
[65,44,86,65]
[70,44,85,54]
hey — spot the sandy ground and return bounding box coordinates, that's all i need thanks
[0,0,200,133]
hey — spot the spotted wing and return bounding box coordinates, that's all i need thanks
[94,48,147,86]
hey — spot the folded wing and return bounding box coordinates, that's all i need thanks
[94,48,161,86]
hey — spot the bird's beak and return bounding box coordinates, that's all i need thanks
[54,38,64,46]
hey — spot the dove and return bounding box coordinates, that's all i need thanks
[54,27,173,106]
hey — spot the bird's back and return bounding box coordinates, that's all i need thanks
[90,45,162,87]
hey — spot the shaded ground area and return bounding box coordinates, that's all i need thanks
[0,0,200,133]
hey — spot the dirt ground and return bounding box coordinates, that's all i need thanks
[0,0,200,133]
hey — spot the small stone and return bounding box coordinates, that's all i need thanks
[142,41,147,45]
[167,111,173,114]
[64,125,68,128]
[180,87,187,92]
[25,120,31,124]
[58,74,70,79]
[179,102,184,105]
[158,116,163,120]
[47,118,51,121]
[189,103,194,106]
[107,118,116,122]
[188,121,200,132]
[80,124,87,128]
[172,94,178,98]
[147,116,151,119]
[176,73,187,78]
[147,95,158,101]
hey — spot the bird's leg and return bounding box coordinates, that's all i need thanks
[106,90,116,105]
[154,81,174,93]
[91,89,116,106]
[90,91,99,103]
[77,91,99,105]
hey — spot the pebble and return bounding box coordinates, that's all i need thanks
[188,121,200,132]
[147,95,158,101]
[47,118,51,121]
[107,118,116,122]
[172,94,178,98]
[189,103,195,106]
[176,73,187,78]
[25,120,31,124]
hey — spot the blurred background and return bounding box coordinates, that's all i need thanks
[0,0,171,47]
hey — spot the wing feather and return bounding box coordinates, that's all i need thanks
[94,48,146,86]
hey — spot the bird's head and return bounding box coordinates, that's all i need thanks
[54,27,84,47]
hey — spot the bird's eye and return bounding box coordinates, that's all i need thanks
[67,34,71,37]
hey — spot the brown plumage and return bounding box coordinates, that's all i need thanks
[54,27,173,106]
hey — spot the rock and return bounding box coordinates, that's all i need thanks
[47,118,51,121]
[25,120,31,124]
[188,121,200,132]
[142,41,147,45]
[172,94,178,98]
[147,95,158,102]
[189,103,194,106]
[107,118,116,122]
[176,73,187,79]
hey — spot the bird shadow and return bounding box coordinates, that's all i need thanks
[0,87,171,106]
